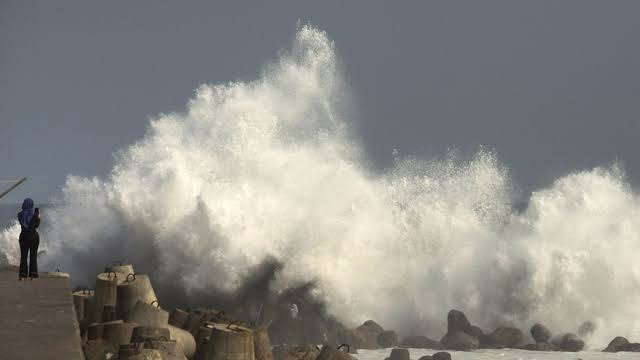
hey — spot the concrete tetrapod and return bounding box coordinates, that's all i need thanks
[195,322,254,360]
[119,346,165,360]
[92,271,119,323]
[110,263,135,280]
[117,274,158,319]
[271,345,319,360]
[71,289,92,321]
[126,301,169,327]
[84,339,116,360]
[103,320,137,352]
[87,323,104,341]
[131,326,171,342]
[143,338,185,360]
[184,309,212,335]
[195,324,214,352]
[253,327,273,360]
[169,324,197,359]
[126,326,186,358]
[102,304,117,322]
[316,345,355,360]
[170,308,190,328]
[82,290,96,323]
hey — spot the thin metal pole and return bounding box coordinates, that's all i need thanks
[0,177,27,200]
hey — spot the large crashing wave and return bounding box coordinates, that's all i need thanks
[2,25,640,347]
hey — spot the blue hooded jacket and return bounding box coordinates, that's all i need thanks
[17,198,35,229]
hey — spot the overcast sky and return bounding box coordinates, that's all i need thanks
[1,1,639,204]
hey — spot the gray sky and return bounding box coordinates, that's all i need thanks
[1,1,639,204]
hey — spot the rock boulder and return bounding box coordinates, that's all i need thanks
[602,336,640,352]
[552,333,584,352]
[530,323,551,343]
[520,343,560,351]
[400,335,440,349]
[359,320,384,333]
[377,331,398,348]
[432,352,451,360]
[440,331,479,351]
[339,328,366,349]
[356,320,385,349]
[385,348,409,360]
[485,326,523,348]
[467,325,485,341]
[603,336,630,352]
[447,310,472,334]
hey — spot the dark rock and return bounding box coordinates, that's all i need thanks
[360,320,385,333]
[326,318,349,348]
[417,356,432,360]
[467,325,485,340]
[530,323,551,343]
[552,333,584,352]
[377,331,398,348]
[335,344,357,355]
[269,305,338,345]
[601,336,640,352]
[485,327,523,348]
[340,329,367,350]
[356,320,385,349]
[440,331,479,351]
[520,343,561,351]
[400,335,440,349]
[385,348,409,360]
[432,352,451,360]
[603,336,629,352]
[578,321,596,337]
[627,343,640,352]
[447,309,472,334]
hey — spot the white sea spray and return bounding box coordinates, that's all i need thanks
[5,25,637,349]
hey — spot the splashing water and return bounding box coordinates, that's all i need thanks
[2,25,640,349]
[0,224,20,266]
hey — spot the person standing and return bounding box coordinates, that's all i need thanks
[17,198,40,280]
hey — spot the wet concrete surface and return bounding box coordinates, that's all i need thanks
[0,268,84,360]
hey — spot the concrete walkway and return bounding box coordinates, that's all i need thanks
[0,267,84,360]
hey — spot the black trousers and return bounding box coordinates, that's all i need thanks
[19,236,39,278]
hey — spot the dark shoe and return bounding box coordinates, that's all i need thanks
[29,273,39,279]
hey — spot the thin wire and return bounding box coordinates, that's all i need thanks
[0,180,24,183]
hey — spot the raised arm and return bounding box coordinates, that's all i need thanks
[30,209,40,230]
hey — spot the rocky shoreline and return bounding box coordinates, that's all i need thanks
[340,309,640,357]
[353,310,640,359]
[72,264,640,359]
